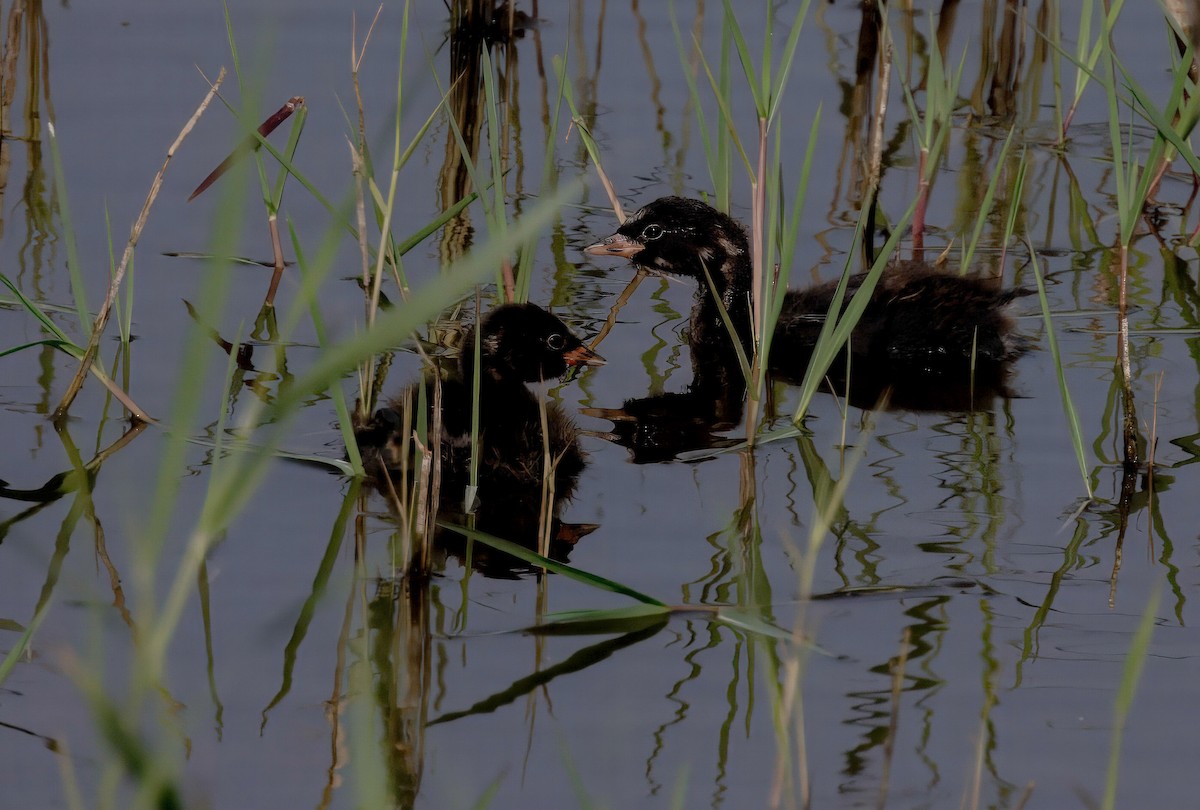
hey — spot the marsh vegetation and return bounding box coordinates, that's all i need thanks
[2,1,1200,808]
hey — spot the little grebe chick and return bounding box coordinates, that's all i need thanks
[355,303,604,503]
[585,196,1030,378]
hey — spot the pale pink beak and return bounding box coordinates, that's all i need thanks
[562,344,606,367]
[583,233,644,259]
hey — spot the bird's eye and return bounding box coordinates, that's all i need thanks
[546,333,566,351]
[641,223,664,241]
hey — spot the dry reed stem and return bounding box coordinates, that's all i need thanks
[350,143,371,300]
[1111,244,1139,607]
[1117,244,1136,463]
[1013,782,1036,809]
[866,25,892,205]
[501,259,516,303]
[263,214,287,307]
[587,268,647,352]
[751,116,767,347]
[350,7,379,306]
[409,429,433,572]
[348,142,377,420]
[424,375,442,574]
[575,118,626,224]
[54,68,227,421]
[352,5,385,75]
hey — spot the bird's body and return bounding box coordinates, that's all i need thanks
[355,303,603,504]
[775,260,1031,376]
[581,196,1031,456]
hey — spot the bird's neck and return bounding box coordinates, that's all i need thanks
[692,244,753,327]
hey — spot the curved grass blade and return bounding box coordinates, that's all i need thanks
[1027,240,1092,498]
[0,339,76,358]
[437,522,667,607]
[533,604,673,634]
[714,606,792,641]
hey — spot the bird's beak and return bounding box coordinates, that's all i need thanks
[583,233,644,259]
[562,344,606,368]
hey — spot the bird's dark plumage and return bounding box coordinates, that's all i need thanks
[355,303,604,503]
[586,195,1030,379]
[581,197,1031,459]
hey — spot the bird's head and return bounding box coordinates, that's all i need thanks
[584,196,750,287]
[465,303,604,383]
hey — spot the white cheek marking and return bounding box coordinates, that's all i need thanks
[717,235,742,256]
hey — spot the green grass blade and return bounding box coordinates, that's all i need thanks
[1028,242,1092,498]
[288,220,363,474]
[0,339,77,358]
[481,45,507,245]
[765,0,812,127]
[691,29,754,179]
[700,262,752,382]
[791,197,916,422]
[670,3,719,188]
[536,604,673,633]
[1,271,80,346]
[961,126,1016,272]
[720,0,765,116]
[760,106,821,387]
[715,606,792,641]
[269,105,307,209]
[438,522,667,607]
[45,122,89,334]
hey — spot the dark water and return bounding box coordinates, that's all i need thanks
[2,2,1199,808]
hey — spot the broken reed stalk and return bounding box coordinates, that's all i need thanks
[186,95,304,202]
[264,214,287,307]
[53,68,227,422]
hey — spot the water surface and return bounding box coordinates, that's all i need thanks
[2,2,1199,808]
